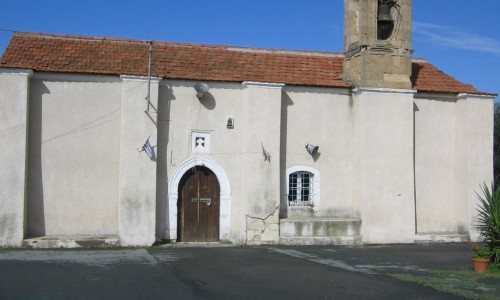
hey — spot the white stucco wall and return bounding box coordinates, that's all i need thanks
[353,88,416,244]
[160,81,246,243]
[459,94,494,240]
[118,75,161,246]
[160,80,284,244]
[0,69,32,246]
[27,74,122,236]
[414,94,494,238]
[159,82,359,244]
[0,69,494,247]
[283,87,354,217]
[240,82,283,244]
[414,95,461,233]
[143,81,496,245]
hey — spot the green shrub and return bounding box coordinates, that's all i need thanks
[475,183,500,266]
[472,244,492,258]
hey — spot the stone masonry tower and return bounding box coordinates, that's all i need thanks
[344,0,412,89]
[345,0,416,243]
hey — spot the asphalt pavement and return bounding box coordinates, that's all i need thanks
[0,243,472,299]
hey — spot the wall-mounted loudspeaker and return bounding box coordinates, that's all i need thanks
[194,82,209,99]
[305,144,319,155]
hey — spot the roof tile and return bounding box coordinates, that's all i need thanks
[0,32,493,95]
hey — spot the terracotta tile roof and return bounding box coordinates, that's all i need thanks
[0,32,493,95]
[410,60,488,95]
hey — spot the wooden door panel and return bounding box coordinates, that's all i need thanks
[178,167,220,242]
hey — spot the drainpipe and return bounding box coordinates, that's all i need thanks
[146,40,153,112]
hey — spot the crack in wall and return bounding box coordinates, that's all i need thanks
[245,206,280,245]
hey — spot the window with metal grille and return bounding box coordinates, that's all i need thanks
[288,171,313,206]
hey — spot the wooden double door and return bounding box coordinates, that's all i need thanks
[178,166,220,242]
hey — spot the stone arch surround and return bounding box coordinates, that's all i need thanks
[167,157,231,241]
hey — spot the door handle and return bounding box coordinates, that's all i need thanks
[191,197,212,206]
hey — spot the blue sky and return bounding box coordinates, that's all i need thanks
[1,0,498,95]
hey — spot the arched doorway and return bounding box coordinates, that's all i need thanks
[168,157,231,242]
[178,166,220,242]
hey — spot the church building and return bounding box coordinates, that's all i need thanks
[0,0,496,247]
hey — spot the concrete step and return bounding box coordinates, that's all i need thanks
[279,217,362,245]
[414,232,470,243]
[23,235,119,248]
[280,236,362,246]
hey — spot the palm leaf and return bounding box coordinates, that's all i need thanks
[475,183,500,266]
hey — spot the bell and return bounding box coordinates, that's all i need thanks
[377,0,395,40]
[377,1,394,23]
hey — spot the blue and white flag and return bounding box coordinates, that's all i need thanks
[142,137,155,160]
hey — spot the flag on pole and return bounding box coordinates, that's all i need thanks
[142,137,155,160]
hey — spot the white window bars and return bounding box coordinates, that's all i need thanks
[288,171,314,206]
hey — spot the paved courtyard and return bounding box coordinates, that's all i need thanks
[0,244,474,299]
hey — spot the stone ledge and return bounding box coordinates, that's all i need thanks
[23,235,119,249]
[280,218,362,237]
[282,217,362,222]
[279,236,362,246]
[414,233,469,243]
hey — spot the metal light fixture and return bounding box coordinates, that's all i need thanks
[226,117,234,129]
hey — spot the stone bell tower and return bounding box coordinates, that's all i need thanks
[344,0,412,89]
[345,0,416,244]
